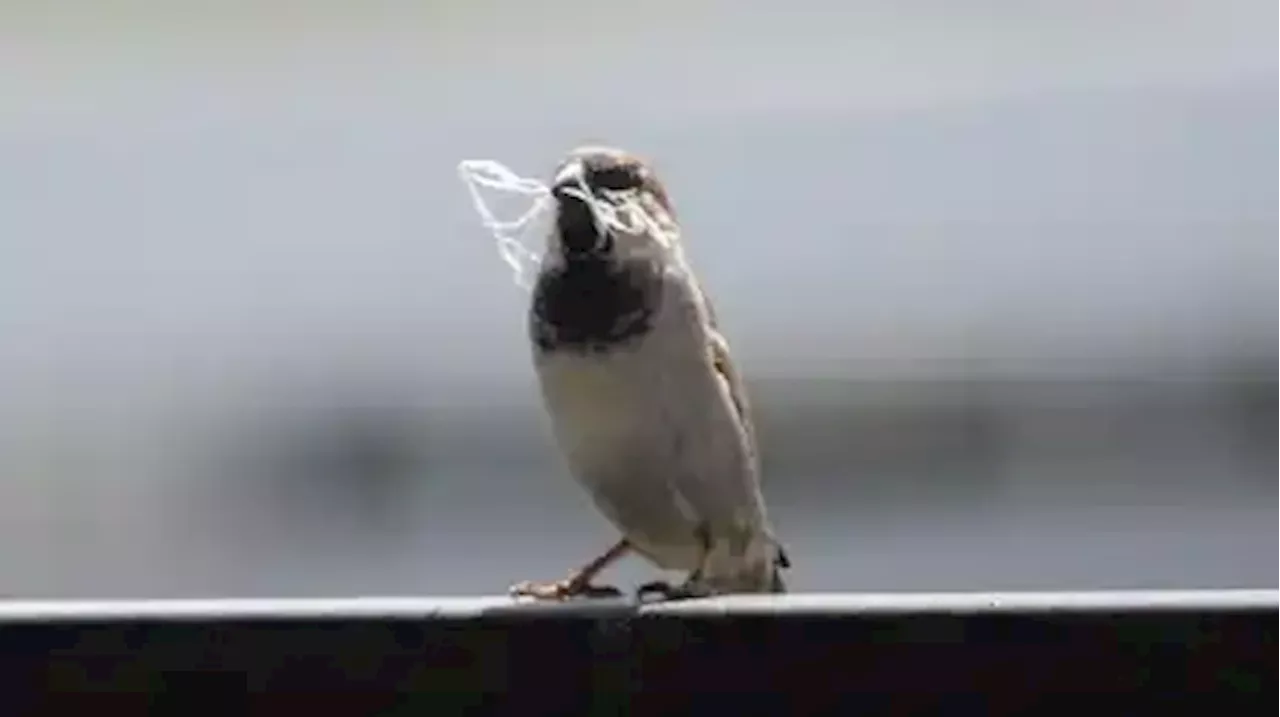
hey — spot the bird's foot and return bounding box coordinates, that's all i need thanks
[635,579,715,604]
[508,575,623,602]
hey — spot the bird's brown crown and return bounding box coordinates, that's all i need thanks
[551,145,675,217]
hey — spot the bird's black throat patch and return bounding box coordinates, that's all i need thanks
[530,256,664,354]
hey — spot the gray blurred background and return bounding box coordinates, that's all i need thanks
[0,0,1275,598]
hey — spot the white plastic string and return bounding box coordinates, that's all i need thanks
[456,159,553,290]
[457,158,679,290]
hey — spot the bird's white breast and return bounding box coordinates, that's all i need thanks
[531,264,750,566]
[535,347,659,468]
[534,265,710,475]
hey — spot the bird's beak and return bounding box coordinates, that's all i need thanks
[551,160,586,199]
[550,158,608,252]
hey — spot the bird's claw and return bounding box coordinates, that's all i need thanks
[635,580,714,603]
[508,577,623,602]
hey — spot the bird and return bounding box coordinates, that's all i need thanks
[507,145,790,602]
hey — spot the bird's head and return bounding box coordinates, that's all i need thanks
[547,145,679,262]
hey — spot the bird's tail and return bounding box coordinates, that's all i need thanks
[704,535,791,594]
[769,543,791,593]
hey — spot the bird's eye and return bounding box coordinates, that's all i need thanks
[590,166,641,192]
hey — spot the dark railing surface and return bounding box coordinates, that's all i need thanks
[0,589,1273,710]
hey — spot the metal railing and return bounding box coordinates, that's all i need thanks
[1,589,1273,707]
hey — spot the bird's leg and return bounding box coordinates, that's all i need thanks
[509,538,630,601]
[636,523,715,603]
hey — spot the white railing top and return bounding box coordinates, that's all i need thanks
[0,589,1273,623]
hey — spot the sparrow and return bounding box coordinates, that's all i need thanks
[508,145,790,602]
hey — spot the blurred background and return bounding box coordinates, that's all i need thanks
[0,0,1274,598]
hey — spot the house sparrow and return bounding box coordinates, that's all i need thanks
[508,145,790,601]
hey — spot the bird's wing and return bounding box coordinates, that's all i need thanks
[708,328,758,460]
[696,287,758,459]
[702,292,791,570]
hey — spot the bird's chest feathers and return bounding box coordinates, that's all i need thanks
[529,256,665,354]
[537,349,657,443]
[530,255,716,464]
[534,318,709,470]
